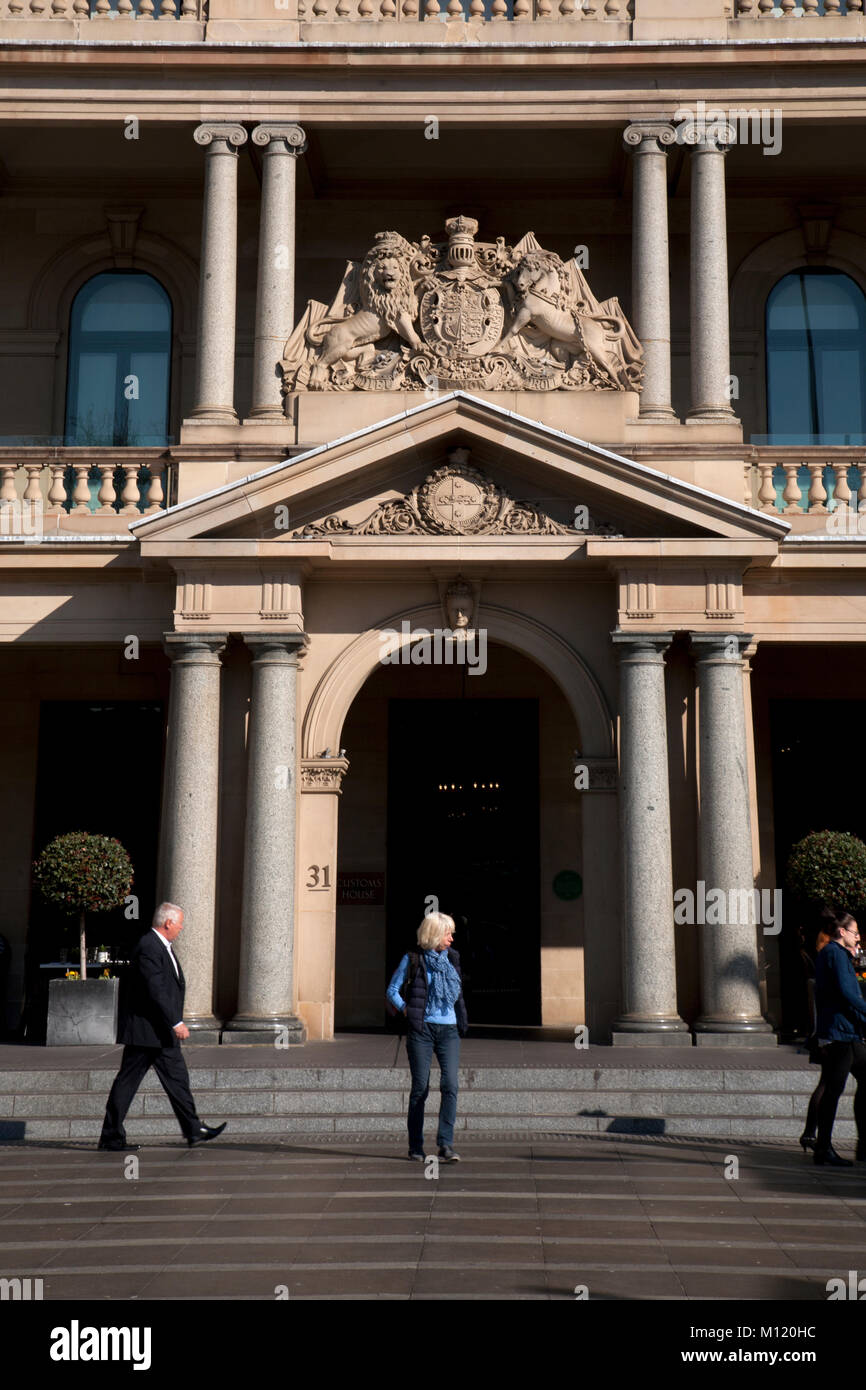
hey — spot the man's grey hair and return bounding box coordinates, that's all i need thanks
[153,902,183,931]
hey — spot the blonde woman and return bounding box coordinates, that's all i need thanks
[386,911,468,1162]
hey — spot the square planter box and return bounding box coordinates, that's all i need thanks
[46,977,119,1046]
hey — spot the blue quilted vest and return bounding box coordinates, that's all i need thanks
[404,948,468,1035]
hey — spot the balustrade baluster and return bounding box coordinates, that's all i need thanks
[758,0,774,15]
[0,464,18,509]
[117,0,134,12]
[858,464,866,515]
[22,463,42,506]
[558,0,576,16]
[424,0,440,17]
[71,465,92,514]
[119,464,141,515]
[824,0,841,13]
[335,0,351,17]
[7,0,25,15]
[782,464,802,514]
[71,0,89,14]
[380,0,396,17]
[46,463,67,513]
[848,0,864,14]
[143,462,166,514]
[807,463,828,514]
[51,0,70,16]
[736,0,756,15]
[802,0,819,12]
[96,465,117,512]
[92,0,110,12]
[490,0,508,17]
[446,0,462,15]
[401,0,419,16]
[469,0,484,15]
[159,0,178,16]
[312,0,329,17]
[582,0,597,14]
[137,0,155,16]
[513,0,529,15]
[833,463,852,512]
[359,0,374,17]
[779,0,796,14]
[535,0,552,18]
[29,0,48,15]
[180,0,197,13]
[605,0,622,16]
[757,462,777,512]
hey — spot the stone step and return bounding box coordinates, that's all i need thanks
[0,1060,854,1143]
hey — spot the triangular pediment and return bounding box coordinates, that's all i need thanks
[132,393,789,548]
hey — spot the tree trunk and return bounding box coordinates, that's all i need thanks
[79,909,87,980]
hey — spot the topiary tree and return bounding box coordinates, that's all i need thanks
[32,832,134,980]
[786,830,866,933]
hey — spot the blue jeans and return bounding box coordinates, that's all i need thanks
[406,1022,460,1152]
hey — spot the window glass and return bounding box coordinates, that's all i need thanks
[765,269,866,445]
[65,271,171,446]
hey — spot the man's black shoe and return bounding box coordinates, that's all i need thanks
[438,1146,461,1162]
[408,1151,425,1161]
[814,1145,854,1167]
[97,1141,140,1153]
[188,1122,227,1147]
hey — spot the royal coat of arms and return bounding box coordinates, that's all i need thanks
[280,215,644,396]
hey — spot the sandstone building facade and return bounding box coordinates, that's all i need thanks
[1,0,865,1044]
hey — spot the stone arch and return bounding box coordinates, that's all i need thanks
[302,601,615,761]
[731,226,866,436]
[27,229,199,436]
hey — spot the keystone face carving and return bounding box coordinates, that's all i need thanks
[281,217,644,396]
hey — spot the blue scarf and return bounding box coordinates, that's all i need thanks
[423,948,462,1013]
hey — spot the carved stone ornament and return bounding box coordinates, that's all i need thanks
[281,216,644,397]
[301,757,349,793]
[294,449,622,539]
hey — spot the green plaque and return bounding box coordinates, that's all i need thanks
[553,870,583,901]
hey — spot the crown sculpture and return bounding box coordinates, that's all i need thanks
[281,217,644,396]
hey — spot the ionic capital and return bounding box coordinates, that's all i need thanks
[678,121,735,154]
[194,123,248,150]
[623,121,677,154]
[251,123,307,156]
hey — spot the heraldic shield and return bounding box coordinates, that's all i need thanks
[419,281,505,359]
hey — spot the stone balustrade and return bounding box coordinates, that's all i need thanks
[0,451,171,535]
[5,0,864,35]
[749,449,866,521]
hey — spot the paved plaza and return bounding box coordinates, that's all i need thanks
[2,1132,865,1302]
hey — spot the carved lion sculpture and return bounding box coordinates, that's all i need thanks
[308,242,423,387]
[504,250,641,390]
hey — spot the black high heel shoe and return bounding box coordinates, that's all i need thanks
[799,1131,816,1152]
[814,1145,854,1167]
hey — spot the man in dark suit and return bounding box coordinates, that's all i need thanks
[98,902,227,1152]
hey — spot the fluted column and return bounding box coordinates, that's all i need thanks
[623,122,677,421]
[159,633,227,1038]
[692,633,774,1042]
[685,124,736,422]
[190,122,248,422]
[249,123,307,420]
[224,634,307,1043]
[611,632,690,1044]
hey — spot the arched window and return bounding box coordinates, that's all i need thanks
[65,271,172,446]
[766,269,866,445]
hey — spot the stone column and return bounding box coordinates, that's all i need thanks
[685,123,736,422]
[610,632,690,1044]
[224,635,308,1043]
[159,633,227,1039]
[249,123,307,420]
[190,122,248,422]
[296,756,350,1041]
[623,122,677,421]
[692,633,774,1043]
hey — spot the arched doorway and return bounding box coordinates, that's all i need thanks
[297,602,617,1041]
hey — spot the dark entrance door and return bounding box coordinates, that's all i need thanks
[387,698,540,1025]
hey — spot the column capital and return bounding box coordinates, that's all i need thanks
[301,756,350,794]
[251,123,307,155]
[163,632,227,663]
[243,632,308,664]
[690,631,754,663]
[623,121,677,153]
[611,630,673,663]
[679,121,735,153]
[194,123,248,150]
